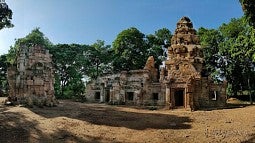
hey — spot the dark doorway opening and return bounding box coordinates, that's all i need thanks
[126,92,134,101]
[152,93,159,100]
[95,92,100,100]
[174,89,184,106]
[105,90,110,102]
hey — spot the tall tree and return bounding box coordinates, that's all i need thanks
[50,44,88,98]
[146,28,172,68]
[198,27,223,80]
[0,0,13,30]
[0,54,8,96]
[239,0,255,62]
[240,0,255,27]
[218,18,254,98]
[112,27,147,71]
[85,40,112,79]
[199,18,255,101]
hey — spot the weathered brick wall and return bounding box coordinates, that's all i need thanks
[85,68,163,106]
[195,78,227,109]
[7,45,57,107]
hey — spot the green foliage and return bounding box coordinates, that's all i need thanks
[198,27,223,80]
[0,1,13,30]
[6,45,17,65]
[239,0,255,62]
[112,27,147,71]
[51,41,112,99]
[0,54,8,96]
[154,28,172,46]
[6,28,52,64]
[198,17,255,99]
[240,0,255,27]
[85,40,112,79]
[219,18,246,39]
[112,27,172,72]
[219,18,255,97]
[15,28,52,48]
[146,28,172,68]
[50,44,88,98]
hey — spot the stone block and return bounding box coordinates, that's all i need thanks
[39,86,44,92]
[27,80,34,85]
[34,79,44,85]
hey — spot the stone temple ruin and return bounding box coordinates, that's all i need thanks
[85,17,227,110]
[7,45,57,106]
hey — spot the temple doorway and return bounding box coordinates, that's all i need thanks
[105,89,110,102]
[174,89,184,107]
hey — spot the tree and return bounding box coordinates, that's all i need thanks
[231,33,255,104]
[0,0,14,94]
[198,27,223,80]
[85,40,112,79]
[240,0,255,27]
[146,28,172,69]
[0,0,13,30]
[239,0,255,62]
[0,54,8,96]
[51,41,114,98]
[50,44,88,98]
[7,28,52,64]
[15,28,52,48]
[218,18,255,98]
[112,27,147,71]
[199,18,255,102]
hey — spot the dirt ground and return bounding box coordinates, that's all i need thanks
[0,97,255,143]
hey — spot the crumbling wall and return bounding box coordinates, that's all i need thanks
[7,45,57,107]
[85,64,163,106]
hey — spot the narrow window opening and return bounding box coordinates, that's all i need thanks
[210,91,218,101]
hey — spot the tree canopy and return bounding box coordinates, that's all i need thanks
[199,17,255,101]
[7,28,52,64]
[112,27,171,72]
[50,44,88,98]
[112,27,147,71]
[0,0,13,30]
[240,0,255,27]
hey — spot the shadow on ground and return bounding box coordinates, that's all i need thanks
[30,100,192,130]
[198,103,254,111]
[0,107,33,143]
[0,102,118,143]
[241,134,255,143]
[49,129,122,143]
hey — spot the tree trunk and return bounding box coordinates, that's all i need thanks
[248,78,253,105]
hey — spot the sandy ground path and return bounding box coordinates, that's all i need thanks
[0,97,255,143]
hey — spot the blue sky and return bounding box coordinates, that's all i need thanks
[0,0,243,54]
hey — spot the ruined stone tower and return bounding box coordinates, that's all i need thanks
[163,16,203,83]
[160,17,226,110]
[7,45,57,106]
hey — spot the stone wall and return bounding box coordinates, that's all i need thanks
[191,77,227,109]
[85,56,164,106]
[7,45,57,107]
